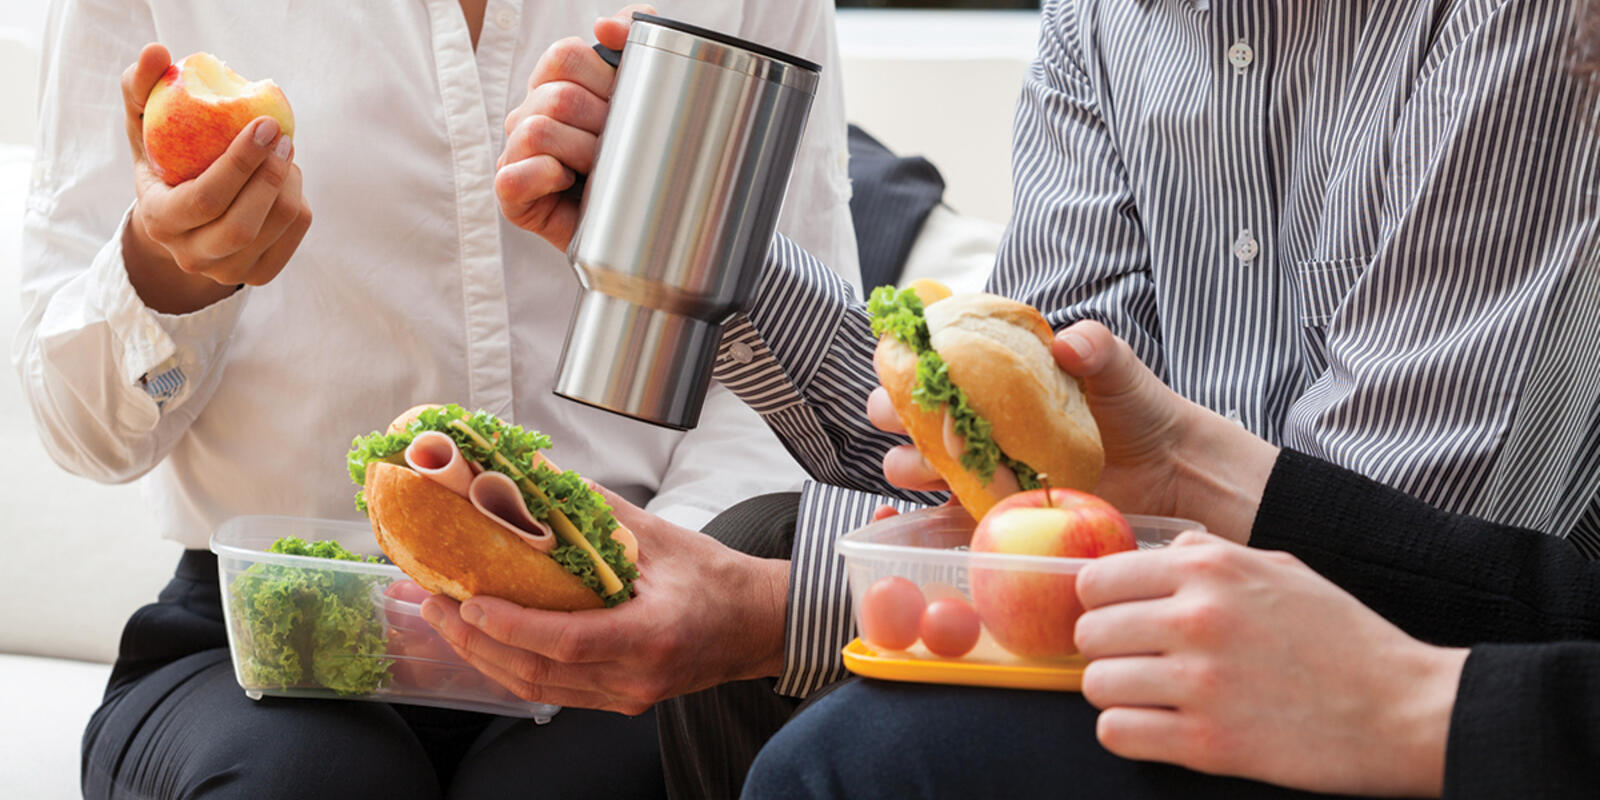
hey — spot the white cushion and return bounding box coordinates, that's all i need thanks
[0,654,112,799]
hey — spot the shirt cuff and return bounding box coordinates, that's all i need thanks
[775,481,930,697]
[715,233,854,395]
[91,205,250,410]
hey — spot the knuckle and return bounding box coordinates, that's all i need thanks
[1174,600,1226,645]
[511,654,550,688]
[1182,720,1237,774]
[1078,662,1111,706]
[191,192,229,221]
[216,219,256,252]
[549,628,589,664]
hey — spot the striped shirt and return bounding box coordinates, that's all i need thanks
[715,0,1600,697]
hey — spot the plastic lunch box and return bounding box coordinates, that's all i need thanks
[211,515,560,721]
[837,506,1201,689]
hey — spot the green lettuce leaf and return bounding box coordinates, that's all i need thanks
[228,537,390,695]
[868,286,1040,487]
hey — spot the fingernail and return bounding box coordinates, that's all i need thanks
[253,118,279,147]
[1061,331,1093,360]
[420,599,444,627]
[274,135,292,160]
[461,602,485,628]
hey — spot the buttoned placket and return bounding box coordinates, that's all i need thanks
[423,0,519,419]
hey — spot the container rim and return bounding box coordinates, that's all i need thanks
[210,514,402,579]
[836,509,1204,573]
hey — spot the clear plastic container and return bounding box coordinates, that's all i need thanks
[211,515,561,721]
[838,506,1202,669]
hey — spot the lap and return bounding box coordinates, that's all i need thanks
[83,648,439,800]
[743,679,1359,800]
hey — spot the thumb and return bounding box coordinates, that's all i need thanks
[122,43,172,166]
[594,4,657,50]
[1052,320,1148,400]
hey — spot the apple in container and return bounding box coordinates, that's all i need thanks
[968,488,1136,660]
[143,52,295,185]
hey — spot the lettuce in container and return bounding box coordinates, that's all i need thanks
[228,536,391,694]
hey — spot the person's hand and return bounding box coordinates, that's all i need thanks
[418,482,788,715]
[1074,531,1468,797]
[497,5,654,251]
[869,319,1278,540]
[120,43,312,315]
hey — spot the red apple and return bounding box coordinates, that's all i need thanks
[968,488,1135,660]
[143,52,295,185]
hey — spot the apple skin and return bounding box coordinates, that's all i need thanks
[968,489,1135,660]
[142,53,295,185]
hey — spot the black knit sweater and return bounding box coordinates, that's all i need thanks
[1250,449,1600,799]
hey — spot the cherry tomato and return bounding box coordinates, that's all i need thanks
[860,576,926,651]
[919,597,981,658]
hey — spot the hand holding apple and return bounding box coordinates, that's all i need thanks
[120,44,312,314]
[968,487,1135,660]
[1074,531,1467,797]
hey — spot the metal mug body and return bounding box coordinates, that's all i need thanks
[555,15,819,429]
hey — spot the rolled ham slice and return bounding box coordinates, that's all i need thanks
[406,432,555,553]
[467,471,556,553]
[405,431,474,497]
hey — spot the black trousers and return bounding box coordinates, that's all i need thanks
[657,492,812,800]
[82,550,666,799]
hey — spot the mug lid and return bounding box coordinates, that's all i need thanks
[631,12,822,73]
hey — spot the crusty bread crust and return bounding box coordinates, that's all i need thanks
[875,293,1104,520]
[927,294,1103,496]
[365,462,605,611]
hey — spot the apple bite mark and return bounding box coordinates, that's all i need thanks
[142,52,295,185]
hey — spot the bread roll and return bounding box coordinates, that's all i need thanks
[365,462,605,611]
[875,293,1103,519]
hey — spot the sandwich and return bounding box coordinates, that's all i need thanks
[868,281,1104,520]
[346,404,639,610]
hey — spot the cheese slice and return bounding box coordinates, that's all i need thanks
[448,419,626,596]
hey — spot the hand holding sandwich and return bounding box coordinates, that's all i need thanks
[418,485,788,716]
[871,307,1277,541]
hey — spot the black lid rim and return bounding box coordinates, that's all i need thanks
[631,12,822,73]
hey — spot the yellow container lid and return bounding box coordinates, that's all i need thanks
[842,638,1085,692]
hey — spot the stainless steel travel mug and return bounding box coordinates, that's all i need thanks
[554,13,821,430]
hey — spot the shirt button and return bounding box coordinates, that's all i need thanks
[495,8,518,30]
[1228,40,1254,72]
[729,342,755,364]
[1233,230,1260,263]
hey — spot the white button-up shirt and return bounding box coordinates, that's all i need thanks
[15,0,859,547]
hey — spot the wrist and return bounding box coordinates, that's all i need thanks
[1170,403,1278,543]
[123,208,236,315]
[729,553,790,681]
[1384,644,1467,798]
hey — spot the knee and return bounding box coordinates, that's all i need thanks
[743,682,885,799]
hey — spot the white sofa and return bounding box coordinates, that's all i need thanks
[0,11,1036,797]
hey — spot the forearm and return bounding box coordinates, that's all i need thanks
[1250,450,1600,644]
[17,209,249,483]
[122,211,237,314]
[1444,643,1600,799]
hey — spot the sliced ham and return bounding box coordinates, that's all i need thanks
[405,431,474,496]
[405,431,556,553]
[467,471,556,553]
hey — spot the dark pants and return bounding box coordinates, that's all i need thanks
[657,492,810,800]
[82,550,666,799]
[742,679,1366,800]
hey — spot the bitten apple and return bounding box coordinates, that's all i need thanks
[142,52,295,185]
[968,488,1135,660]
